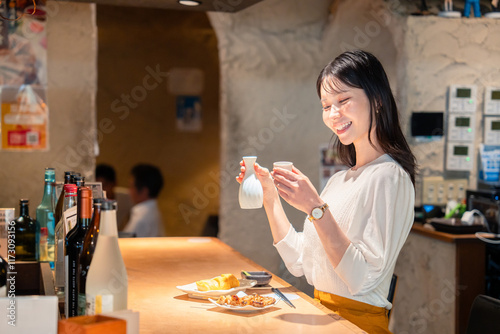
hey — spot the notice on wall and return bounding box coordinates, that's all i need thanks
[1,85,48,150]
[176,95,202,132]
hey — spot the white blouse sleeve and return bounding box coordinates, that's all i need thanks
[273,225,306,277]
[334,164,415,295]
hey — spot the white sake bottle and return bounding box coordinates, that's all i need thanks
[239,156,264,209]
[85,200,128,315]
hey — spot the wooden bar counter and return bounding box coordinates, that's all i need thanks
[119,237,365,333]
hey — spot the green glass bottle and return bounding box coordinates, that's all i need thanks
[36,167,56,268]
[13,199,37,261]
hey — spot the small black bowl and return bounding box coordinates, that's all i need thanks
[241,271,272,286]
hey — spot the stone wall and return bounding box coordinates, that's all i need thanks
[400,16,500,205]
[0,2,97,211]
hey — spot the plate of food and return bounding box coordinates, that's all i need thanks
[176,274,257,299]
[208,292,281,312]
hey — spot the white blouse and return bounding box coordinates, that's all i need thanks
[274,154,414,309]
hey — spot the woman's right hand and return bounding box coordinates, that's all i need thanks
[236,160,276,196]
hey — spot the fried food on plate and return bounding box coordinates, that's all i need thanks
[196,273,240,291]
[216,293,276,307]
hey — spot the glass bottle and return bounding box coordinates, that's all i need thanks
[54,171,73,225]
[13,199,37,261]
[54,184,78,299]
[36,167,56,268]
[78,198,102,315]
[75,176,85,188]
[65,186,92,318]
[86,200,128,315]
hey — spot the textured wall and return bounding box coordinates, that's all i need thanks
[95,6,220,236]
[392,233,456,333]
[0,2,96,211]
[400,16,500,204]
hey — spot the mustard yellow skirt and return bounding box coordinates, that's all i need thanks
[314,289,391,334]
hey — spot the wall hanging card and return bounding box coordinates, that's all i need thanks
[1,85,48,150]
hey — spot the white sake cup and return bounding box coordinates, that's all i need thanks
[273,161,293,171]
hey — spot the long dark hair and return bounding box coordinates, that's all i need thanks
[316,50,417,185]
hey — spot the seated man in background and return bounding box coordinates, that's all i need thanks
[95,163,133,231]
[123,164,164,237]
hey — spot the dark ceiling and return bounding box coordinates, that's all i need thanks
[60,0,264,12]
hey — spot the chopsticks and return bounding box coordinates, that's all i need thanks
[272,288,296,309]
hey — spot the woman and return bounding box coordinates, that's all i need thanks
[237,50,416,333]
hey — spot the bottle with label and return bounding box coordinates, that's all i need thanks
[36,167,56,268]
[65,186,92,318]
[13,199,37,261]
[78,198,102,315]
[54,184,78,300]
[54,171,73,225]
[86,200,128,315]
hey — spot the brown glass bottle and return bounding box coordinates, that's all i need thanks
[65,187,92,318]
[13,199,37,261]
[77,198,102,315]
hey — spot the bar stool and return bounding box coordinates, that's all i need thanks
[466,294,500,334]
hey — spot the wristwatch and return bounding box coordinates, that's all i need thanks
[308,203,329,222]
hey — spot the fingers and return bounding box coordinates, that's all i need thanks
[255,163,270,176]
[236,161,246,184]
[273,169,297,184]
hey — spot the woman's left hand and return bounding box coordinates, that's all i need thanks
[272,166,323,215]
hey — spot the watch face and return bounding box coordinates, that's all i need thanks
[312,208,323,219]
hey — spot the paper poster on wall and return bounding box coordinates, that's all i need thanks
[319,143,348,191]
[176,95,202,132]
[1,85,48,150]
[1,2,48,86]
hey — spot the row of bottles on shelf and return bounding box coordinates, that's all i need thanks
[0,168,128,319]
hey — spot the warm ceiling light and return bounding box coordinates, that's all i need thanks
[178,0,201,6]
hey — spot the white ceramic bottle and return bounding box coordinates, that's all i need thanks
[85,200,128,315]
[239,156,264,209]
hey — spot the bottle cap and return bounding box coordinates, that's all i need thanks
[79,187,93,219]
[64,184,78,195]
[74,175,86,187]
[19,199,29,205]
[93,198,105,204]
[44,167,56,182]
[101,199,117,211]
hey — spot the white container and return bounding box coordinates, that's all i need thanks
[85,201,128,315]
[238,156,264,209]
[0,296,58,333]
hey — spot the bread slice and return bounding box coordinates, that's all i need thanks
[196,274,240,291]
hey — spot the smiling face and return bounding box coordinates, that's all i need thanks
[320,78,379,152]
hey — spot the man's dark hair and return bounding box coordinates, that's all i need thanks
[131,164,164,198]
[96,163,116,183]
